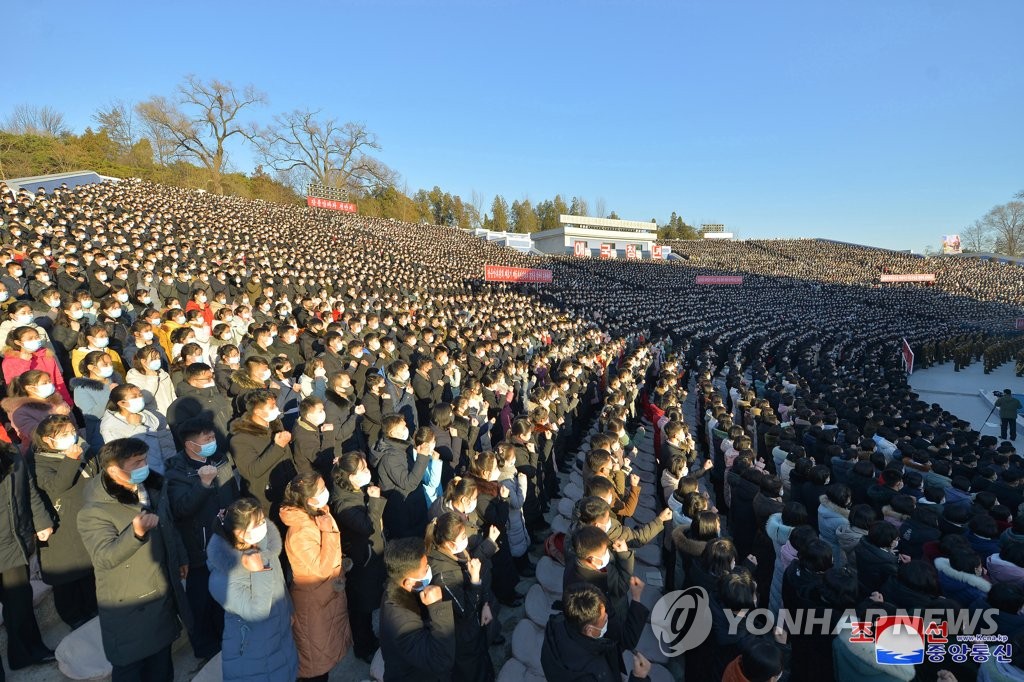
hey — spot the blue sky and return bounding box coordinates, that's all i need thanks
[9,0,1023,251]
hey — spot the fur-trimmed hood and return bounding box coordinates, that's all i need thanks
[0,394,62,414]
[229,369,266,391]
[229,415,284,437]
[934,557,992,594]
[818,495,851,519]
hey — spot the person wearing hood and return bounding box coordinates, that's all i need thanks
[228,355,275,419]
[817,484,852,566]
[768,507,809,616]
[836,503,874,568]
[384,359,419,432]
[540,580,651,682]
[165,420,239,661]
[279,473,352,681]
[331,452,386,662]
[30,415,99,629]
[229,389,294,515]
[3,325,72,406]
[987,542,1024,587]
[935,548,992,606]
[206,497,298,682]
[165,363,232,448]
[99,384,177,476]
[77,437,188,681]
[0,369,73,455]
[372,415,433,539]
[378,537,457,682]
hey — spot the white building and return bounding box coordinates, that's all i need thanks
[531,214,659,256]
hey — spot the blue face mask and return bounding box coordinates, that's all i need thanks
[410,566,432,592]
[194,441,217,458]
[128,465,150,485]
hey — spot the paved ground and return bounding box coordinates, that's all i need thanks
[908,359,1022,436]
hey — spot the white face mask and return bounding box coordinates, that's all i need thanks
[264,407,281,422]
[14,314,33,326]
[147,359,162,371]
[594,550,611,570]
[53,434,78,451]
[141,331,154,341]
[98,365,115,378]
[260,369,272,381]
[244,522,268,546]
[311,488,330,509]
[313,367,327,378]
[308,411,327,426]
[126,397,146,413]
[451,537,469,555]
[463,498,478,514]
[33,382,55,398]
[93,337,109,348]
[352,469,372,488]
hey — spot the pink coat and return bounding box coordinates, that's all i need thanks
[2,350,73,406]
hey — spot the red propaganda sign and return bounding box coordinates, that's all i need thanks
[625,244,638,260]
[574,241,589,257]
[600,244,612,260]
[902,337,915,375]
[1016,318,1024,330]
[880,273,935,283]
[306,196,358,213]
[653,244,663,259]
[483,265,553,284]
[695,275,743,285]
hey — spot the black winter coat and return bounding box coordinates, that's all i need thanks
[165,383,233,448]
[164,450,239,567]
[0,449,53,574]
[32,446,100,584]
[378,585,456,682]
[854,541,898,599]
[540,600,648,682]
[370,437,431,539]
[426,547,494,682]
[331,484,386,613]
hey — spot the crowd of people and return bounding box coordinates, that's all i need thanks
[0,177,1023,682]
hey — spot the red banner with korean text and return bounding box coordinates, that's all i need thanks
[574,241,589,257]
[695,275,743,285]
[653,244,663,259]
[484,265,553,284]
[625,244,638,260]
[307,196,358,213]
[600,244,612,260]
[880,274,935,283]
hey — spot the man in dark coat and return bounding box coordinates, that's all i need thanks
[228,390,295,514]
[378,538,456,682]
[165,363,233,448]
[77,437,189,681]
[541,581,651,682]
[370,416,432,539]
[164,421,239,660]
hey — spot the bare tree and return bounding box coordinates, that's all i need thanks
[981,201,1024,257]
[92,100,139,156]
[252,109,395,196]
[1,104,69,137]
[594,196,606,219]
[136,75,265,194]
[960,219,993,253]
